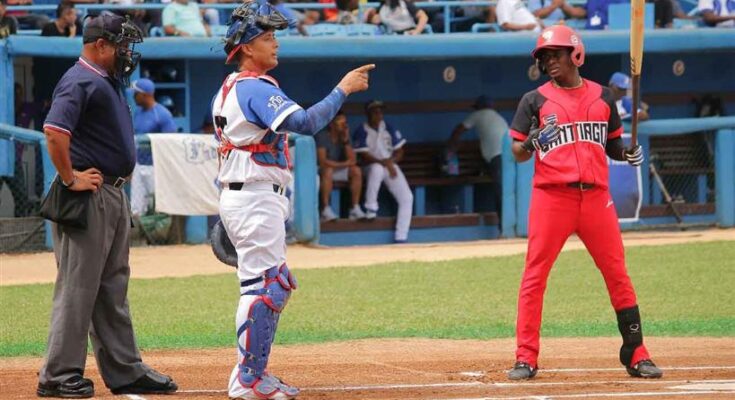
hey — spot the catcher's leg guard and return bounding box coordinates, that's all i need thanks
[616,305,649,367]
[229,265,299,400]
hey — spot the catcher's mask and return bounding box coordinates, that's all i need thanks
[223,0,289,64]
[83,14,143,85]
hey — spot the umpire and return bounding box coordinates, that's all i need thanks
[37,14,177,398]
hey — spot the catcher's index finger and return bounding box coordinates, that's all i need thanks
[354,64,376,73]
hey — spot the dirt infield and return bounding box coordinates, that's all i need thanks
[2,228,734,286]
[2,229,734,399]
[1,337,734,399]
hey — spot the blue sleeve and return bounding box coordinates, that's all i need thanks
[236,80,302,132]
[279,87,347,136]
[352,125,368,152]
[159,105,178,133]
[44,75,88,135]
[386,123,406,149]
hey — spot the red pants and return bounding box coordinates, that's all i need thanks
[515,185,650,367]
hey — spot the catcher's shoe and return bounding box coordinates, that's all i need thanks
[626,359,663,378]
[507,361,537,380]
[229,368,299,399]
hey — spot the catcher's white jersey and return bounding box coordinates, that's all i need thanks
[212,71,302,187]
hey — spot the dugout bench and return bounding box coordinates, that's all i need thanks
[322,140,499,234]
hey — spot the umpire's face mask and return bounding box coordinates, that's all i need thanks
[113,20,143,86]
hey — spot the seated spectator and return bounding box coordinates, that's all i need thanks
[560,0,627,30]
[0,0,17,39]
[201,0,223,26]
[317,111,366,221]
[528,0,585,25]
[372,0,428,35]
[41,1,81,37]
[6,0,49,30]
[497,0,542,31]
[608,72,650,121]
[163,0,211,37]
[108,0,162,37]
[353,100,413,243]
[331,0,361,24]
[698,0,735,27]
[447,95,508,214]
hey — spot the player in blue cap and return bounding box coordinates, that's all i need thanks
[609,72,650,121]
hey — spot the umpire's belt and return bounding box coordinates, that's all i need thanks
[103,175,128,188]
[227,181,286,195]
[567,182,595,191]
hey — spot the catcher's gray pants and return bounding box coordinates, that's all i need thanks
[39,184,147,389]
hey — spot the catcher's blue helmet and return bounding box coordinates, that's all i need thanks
[224,0,289,64]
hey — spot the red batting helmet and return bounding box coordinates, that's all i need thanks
[532,25,585,67]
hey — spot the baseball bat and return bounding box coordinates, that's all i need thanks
[649,161,683,224]
[630,0,646,146]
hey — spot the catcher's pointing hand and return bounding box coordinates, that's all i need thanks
[337,64,376,95]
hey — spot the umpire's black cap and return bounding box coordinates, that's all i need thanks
[83,14,141,44]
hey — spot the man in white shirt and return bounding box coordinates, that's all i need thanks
[162,0,211,37]
[496,0,543,31]
[353,100,413,243]
[698,0,735,27]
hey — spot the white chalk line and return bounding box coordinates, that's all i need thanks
[125,395,147,400]
[541,366,735,373]
[431,390,735,400]
[176,379,735,394]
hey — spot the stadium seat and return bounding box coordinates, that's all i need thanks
[210,25,229,37]
[149,26,165,37]
[305,24,346,36]
[470,23,501,33]
[345,23,382,36]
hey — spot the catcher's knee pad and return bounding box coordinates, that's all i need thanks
[237,265,297,389]
[616,305,643,367]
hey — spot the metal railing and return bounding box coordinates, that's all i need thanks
[8,0,588,34]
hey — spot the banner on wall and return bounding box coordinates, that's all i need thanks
[609,133,642,222]
[150,134,220,215]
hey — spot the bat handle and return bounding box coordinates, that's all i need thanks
[630,74,642,147]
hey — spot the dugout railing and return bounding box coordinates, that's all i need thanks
[2,117,733,250]
[501,117,735,238]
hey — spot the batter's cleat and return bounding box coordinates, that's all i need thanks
[507,361,537,380]
[365,209,378,220]
[320,206,338,222]
[626,359,663,378]
[37,376,94,398]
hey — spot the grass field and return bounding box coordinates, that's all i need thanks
[1,241,733,357]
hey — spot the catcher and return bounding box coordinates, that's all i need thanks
[210,1,373,399]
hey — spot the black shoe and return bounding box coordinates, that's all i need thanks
[37,376,94,398]
[111,370,178,395]
[626,359,663,378]
[507,361,538,380]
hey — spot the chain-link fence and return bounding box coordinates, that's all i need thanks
[0,140,47,252]
[646,132,716,216]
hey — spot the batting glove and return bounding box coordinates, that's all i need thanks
[624,145,644,166]
[522,116,561,153]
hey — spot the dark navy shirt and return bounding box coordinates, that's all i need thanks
[43,57,136,177]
